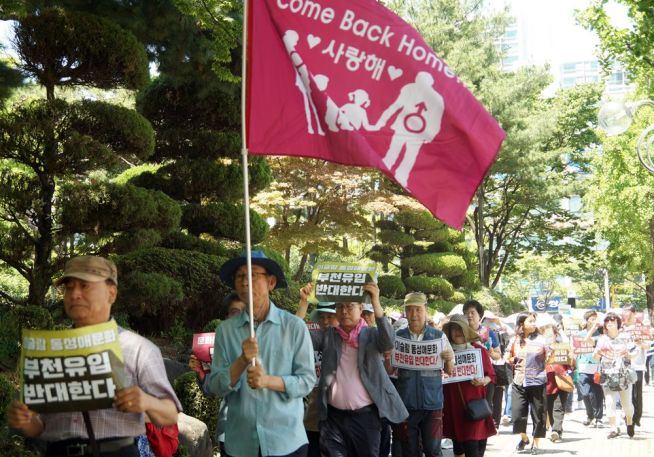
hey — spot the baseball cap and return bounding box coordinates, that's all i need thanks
[55,256,118,286]
[362,303,374,313]
[404,292,427,306]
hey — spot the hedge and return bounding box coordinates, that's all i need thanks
[403,275,454,299]
[402,253,467,278]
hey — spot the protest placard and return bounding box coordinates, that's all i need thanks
[627,324,652,341]
[20,321,124,413]
[306,321,321,331]
[572,336,595,355]
[442,348,484,384]
[192,332,215,364]
[311,262,376,303]
[549,342,573,364]
[391,336,443,370]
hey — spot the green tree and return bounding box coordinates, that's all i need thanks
[471,81,602,289]
[369,209,477,308]
[0,8,171,308]
[586,102,654,313]
[578,1,653,89]
[252,157,375,280]
[378,1,602,290]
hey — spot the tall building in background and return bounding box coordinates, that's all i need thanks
[495,0,633,98]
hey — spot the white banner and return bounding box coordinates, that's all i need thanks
[442,348,484,384]
[391,336,443,370]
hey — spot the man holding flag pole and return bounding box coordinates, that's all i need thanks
[230,0,505,453]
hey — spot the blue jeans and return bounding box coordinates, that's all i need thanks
[398,409,443,457]
[503,383,512,417]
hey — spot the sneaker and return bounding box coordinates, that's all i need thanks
[501,415,511,426]
[441,438,453,450]
[594,418,604,428]
[516,439,530,451]
[607,430,620,439]
[550,431,560,442]
[583,418,593,426]
[627,424,635,438]
[531,445,539,455]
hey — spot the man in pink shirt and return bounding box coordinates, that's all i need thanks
[309,283,408,456]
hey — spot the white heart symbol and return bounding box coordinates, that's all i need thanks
[388,66,403,80]
[313,74,329,91]
[307,34,321,48]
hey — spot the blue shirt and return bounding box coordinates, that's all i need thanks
[207,303,316,457]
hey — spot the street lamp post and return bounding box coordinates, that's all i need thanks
[598,100,654,173]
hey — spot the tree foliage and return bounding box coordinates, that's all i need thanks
[369,209,477,307]
[0,9,157,308]
[578,1,654,90]
[252,157,375,280]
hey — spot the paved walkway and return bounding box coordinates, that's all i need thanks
[444,383,654,457]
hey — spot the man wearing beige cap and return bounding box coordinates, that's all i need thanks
[394,292,454,457]
[7,255,182,457]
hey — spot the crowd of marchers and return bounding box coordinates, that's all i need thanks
[6,252,653,457]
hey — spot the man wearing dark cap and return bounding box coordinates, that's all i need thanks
[6,255,181,457]
[208,251,316,457]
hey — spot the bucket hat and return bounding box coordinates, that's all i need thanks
[219,250,287,289]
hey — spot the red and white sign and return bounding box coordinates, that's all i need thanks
[442,348,484,384]
[391,336,443,370]
[192,332,215,363]
[247,0,505,229]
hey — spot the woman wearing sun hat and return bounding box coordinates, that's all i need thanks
[442,314,496,457]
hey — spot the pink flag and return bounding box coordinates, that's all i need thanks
[246,0,505,229]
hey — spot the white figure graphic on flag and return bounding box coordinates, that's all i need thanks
[373,72,445,187]
[324,89,374,132]
[283,30,325,136]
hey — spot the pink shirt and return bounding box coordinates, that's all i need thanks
[328,342,373,410]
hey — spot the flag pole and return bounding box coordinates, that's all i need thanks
[241,0,255,342]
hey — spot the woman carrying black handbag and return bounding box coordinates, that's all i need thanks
[442,315,497,457]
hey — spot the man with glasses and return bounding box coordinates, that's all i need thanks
[395,292,454,457]
[309,283,408,457]
[208,251,316,457]
[7,256,181,457]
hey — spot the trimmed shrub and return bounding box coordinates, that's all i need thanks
[403,253,467,278]
[404,276,454,299]
[450,291,468,303]
[0,375,15,424]
[378,275,407,299]
[431,299,457,314]
[116,271,184,318]
[379,230,415,247]
[0,306,54,369]
[413,227,450,243]
[182,202,268,244]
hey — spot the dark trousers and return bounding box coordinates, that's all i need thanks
[632,371,644,426]
[379,419,391,457]
[485,382,495,414]
[320,406,381,457]
[452,439,487,457]
[512,383,547,438]
[578,373,604,420]
[397,409,443,457]
[546,391,568,435]
[492,385,504,426]
[307,430,320,457]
